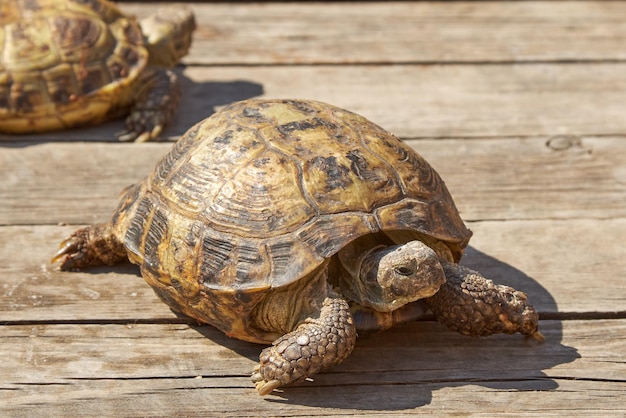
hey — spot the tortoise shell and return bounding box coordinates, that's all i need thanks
[0,0,148,132]
[111,99,472,342]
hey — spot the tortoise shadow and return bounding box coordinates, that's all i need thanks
[0,68,264,146]
[231,247,579,410]
[62,244,579,410]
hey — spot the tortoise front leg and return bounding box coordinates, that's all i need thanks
[426,261,544,341]
[251,290,357,395]
[117,68,181,142]
[52,223,127,270]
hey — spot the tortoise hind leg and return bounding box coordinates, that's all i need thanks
[52,223,127,271]
[251,289,357,395]
[117,68,181,142]
[425,261,544,341]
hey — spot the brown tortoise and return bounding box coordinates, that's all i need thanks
[53,99,543,395]
[0,0,195,141]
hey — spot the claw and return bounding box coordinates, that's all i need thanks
[51,224,126,271]
[116,122,163,142]
[51,236,84,270]
[116,129,137,142]
[255,379,281,396]
[527,330,546,342]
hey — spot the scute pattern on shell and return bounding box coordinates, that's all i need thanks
[0,0,147,131]
[115,99,472,306]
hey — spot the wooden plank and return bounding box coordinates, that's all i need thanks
[4,380,624,417]
[1,218,624,321]
[0,224,175,322]
[0,143,167,225]
[1,137,624,225]
[462,219,626,315]
[1,0,623,415]
[414,136,626,222]
[1,320,625,415]
[119,2,626,65]
[2,62,626,142]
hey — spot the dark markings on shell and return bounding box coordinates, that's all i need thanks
[143,208,168,272]
[79,67,107,94]
[346,148,396,191]
[214,129,233,145]
[107,60,127,81]
[121,18,143,45]
[242,106,264,120]
[107,46,139,80]
[297,218,348,259]
[235,244,264,282]
[50,87,72,105]
[9,21,26,42]
[52,16,101,52]
[346,149,372,181]
[268,241,294,278]
[234,289,254,304]
[124,196,153,257]
[10,84,35,113]
[372,132,441,198]
[199,236,235,286]
[284,99,318,115]
[388,200,433,231]
[169,159,218,208]
[309,155,352,192]
[111,183,142,227]
[0,91,9,110]
[118,45,139,69]
[169,277,186,297]
[276,118,323,136]
[154,124,199,184]
[45,69,77,105]
[405,152,440,199]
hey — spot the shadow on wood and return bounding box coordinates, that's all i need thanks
[461,246,559,316]
[183,247,579,409]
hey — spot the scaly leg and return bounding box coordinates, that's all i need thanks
[117,68,181,142]
[251,290,357,395]
[52,223,127,270]
[426,261,544,341]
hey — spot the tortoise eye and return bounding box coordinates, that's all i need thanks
[394,266,415,276]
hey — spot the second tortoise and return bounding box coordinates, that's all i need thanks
[0,0,195,141]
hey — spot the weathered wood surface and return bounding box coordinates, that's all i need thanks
[2,320,624,416]
[1,1,625,416]
[125,1,626,65]
[4,63,626,141]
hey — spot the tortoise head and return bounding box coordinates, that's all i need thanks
[349,240,446,312]
[141,7,196,67]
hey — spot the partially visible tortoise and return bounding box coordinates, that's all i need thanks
[0,0,195,141]
[53,99,543,395]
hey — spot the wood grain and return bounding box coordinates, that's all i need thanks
[3,63,626,141]
[0,1,624,415]
[2,320,624,415]
[120,2,626,65]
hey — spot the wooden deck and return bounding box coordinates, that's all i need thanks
[2,1,625,415]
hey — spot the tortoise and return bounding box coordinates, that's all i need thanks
[53,99,543,395]
[0,0,195,142]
